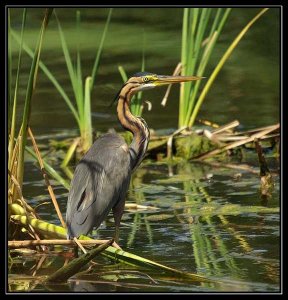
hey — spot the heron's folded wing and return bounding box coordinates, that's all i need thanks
[66,134,130,227]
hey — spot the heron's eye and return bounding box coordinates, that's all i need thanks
[142,76,149,83]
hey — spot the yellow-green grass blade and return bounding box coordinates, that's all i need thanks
[132,43,145,117]
[183,8,211,119]
[118,65,128,83]
[76,10,84,123]
[179,8,189,126]
[90,8,113,91]
[82,76,93,152]
[61,138,80,168]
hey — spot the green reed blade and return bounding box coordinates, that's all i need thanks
[90,8,113,91]
[76,10,84,122]
[11,30,81,127]
[82,76,93,151]
[118,65,128,82]
[17,8,53,189]
[8,8,26,170]
[54,11,83,124]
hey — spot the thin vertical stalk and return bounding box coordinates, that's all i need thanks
[8,9,27,171]
[17,8,53,189]
[90,8,113,90]
[83,77,93,152]
[55,12,82,126]
[179,8,189,127]
[76,10,83,127]
[132,36,145,116]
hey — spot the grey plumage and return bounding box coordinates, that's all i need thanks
[65,72,202,241]
[66,133,130,239]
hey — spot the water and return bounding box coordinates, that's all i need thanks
[10,158,280,292]
[8,8,280,293]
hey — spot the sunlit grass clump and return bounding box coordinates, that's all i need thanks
[177,8,269,129]
[11,9,113,166]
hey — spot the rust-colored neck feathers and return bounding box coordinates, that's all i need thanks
[116,79,150,171]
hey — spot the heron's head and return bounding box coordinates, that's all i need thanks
[127,71,204,92]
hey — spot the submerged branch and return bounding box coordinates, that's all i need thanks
[46,239,113,283]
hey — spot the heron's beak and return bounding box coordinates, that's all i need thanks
[154,75,204,86]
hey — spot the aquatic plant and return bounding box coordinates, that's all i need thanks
[8,8,53,204]
[11,9,113,165]
[177,8,269,128]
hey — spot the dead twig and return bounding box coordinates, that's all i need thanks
[46,239,114,283]
[194,123,279,160]
[28,127,66,229]
[73,237,87,254]
[161,62,182,107]
[210,120,240,135]
[125,203,158,210]
[8,239,117,249]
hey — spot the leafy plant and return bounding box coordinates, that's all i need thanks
[8,8,53,204]
[11,9,113,165]
[179,8,231,128]
[177,8,269,129]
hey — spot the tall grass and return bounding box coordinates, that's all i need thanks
[54,8,113,154]
[179,8,231,128]
[11,8,113,159]
[8,8,26,174]
[118,45,145,117]
[178,8,269,129]
[8,8,53,203]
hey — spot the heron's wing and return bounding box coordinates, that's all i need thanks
[66,133,130,237]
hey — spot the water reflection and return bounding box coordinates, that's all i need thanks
[116,160,280,290]
[10,157,279,292]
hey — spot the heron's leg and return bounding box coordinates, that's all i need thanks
[112,200,125,244]
[114,226,120,244]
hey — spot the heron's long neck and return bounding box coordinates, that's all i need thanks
[117,86,150,172]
